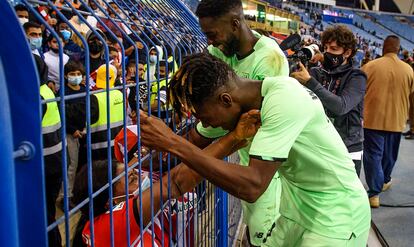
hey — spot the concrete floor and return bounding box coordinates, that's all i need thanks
[362,137,414,247]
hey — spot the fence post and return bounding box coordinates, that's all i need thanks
[0,1,48,246]
[0,40,19,247]
[215,189,228,247]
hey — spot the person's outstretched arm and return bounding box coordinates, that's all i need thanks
[136,110,261,226]
[138,110,279,205]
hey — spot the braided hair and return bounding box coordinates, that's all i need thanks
[168,52,235,118]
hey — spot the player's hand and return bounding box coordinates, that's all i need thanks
[139,110,176,152]
[231,109,261,141]
[290,62,311,85]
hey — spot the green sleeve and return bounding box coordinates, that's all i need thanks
[196,122,228,139]
[253,50,289,80]
[207,45,225,59]
[249,89,313,161]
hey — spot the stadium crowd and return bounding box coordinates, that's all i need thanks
[12,0,414,246]
[15,1,202,246]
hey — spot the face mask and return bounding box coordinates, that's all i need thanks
[60,30,71,41]
[67,75,82,85]
[89,41,103,54]
[30,37,42,50]
[19,17,29,25]
[149,55,157,63]
[322,52,344,70]
[139,176,151,192]
[111,175,150,202]
[51,47,59,53]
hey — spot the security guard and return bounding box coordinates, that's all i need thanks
[90,64,124,159]
[40,82,63,246]
[65,63,124,163]
[146,59,175,121]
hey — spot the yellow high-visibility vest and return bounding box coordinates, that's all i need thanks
[90,90,124,153]
[40,84,62,156]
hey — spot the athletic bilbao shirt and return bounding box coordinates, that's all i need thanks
[82,198,166,247]
[249,77,371,239]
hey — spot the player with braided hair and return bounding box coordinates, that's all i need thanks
[140,52,370,246]
[169,53,236,117]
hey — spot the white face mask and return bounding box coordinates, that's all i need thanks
[19,17,29,25]
[149,55,157,63]
[111,175,151,201]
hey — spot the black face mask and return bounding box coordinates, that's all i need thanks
[322,52,344,71]
[51,47,59,53]
[89,41,103,54]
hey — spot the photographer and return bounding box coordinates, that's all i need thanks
[291,25,366,176]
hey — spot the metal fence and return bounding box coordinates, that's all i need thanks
[1,0,243,246]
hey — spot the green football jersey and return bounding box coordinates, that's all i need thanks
[249,77,371,239]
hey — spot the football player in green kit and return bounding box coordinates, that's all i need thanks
[140,53,371,247]
[189,0,289,245]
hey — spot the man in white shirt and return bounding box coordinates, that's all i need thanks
[44,34,69,92]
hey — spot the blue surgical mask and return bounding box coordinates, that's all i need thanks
[60,30,71,41]
[67,75,82,85]
[149,55,157,63]
[139,176,151,192]
[30,37,42,50]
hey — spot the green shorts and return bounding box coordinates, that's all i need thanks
[242,176,282,246]
[263,216,369,247]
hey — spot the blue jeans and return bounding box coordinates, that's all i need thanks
[363,129,401,197]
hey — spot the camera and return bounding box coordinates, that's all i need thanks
[279,34,320,73]
[288,44,319,72]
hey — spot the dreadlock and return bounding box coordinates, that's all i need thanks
[195,0,243,18]
[168,52,235,118]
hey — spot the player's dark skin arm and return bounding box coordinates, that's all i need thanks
[132,110,260,226]
[188,127,213,149]
[139,111,280,203]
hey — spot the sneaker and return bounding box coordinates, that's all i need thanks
[402,130,412,136]
[405,133,414,139]
[369,196,380,208]
[382,180,392,192]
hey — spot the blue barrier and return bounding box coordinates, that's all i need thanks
[0,1,47,246]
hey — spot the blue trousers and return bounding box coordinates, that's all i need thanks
[363,128,401,197]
